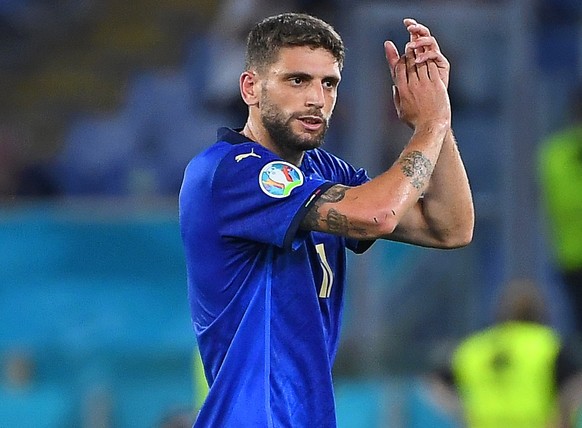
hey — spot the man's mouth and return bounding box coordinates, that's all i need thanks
[297,115,324,131]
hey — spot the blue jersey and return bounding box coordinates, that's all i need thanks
[179,128,371,427]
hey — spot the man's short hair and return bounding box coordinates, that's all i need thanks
[245,13,345,72]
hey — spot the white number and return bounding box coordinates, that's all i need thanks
[315,243,334,298]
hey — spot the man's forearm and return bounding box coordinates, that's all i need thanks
[300,122,448,239]
[420,129,474,246]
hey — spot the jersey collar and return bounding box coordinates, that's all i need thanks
[217,127,253,145]
[216,127,316,172]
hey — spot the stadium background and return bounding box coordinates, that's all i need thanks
[0,0,580,426]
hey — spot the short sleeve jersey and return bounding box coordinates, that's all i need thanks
[179,128,371,427]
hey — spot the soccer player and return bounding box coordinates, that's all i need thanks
[179,12,474,427]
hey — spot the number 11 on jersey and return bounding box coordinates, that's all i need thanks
[315,243,334,298]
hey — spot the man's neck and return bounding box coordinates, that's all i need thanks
[241,121,304,166]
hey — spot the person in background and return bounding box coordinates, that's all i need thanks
[158,408,195,428]
[179,12,474,427]
[0,349,74,427]
[538,84,582,342]
[192,346,208,418]
[432,278,582,428]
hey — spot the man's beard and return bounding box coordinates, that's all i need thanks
[260,95,328,153]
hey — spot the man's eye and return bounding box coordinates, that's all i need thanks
[323,80,337,89]
[291,77,303,85]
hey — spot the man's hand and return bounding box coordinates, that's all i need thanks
[404,18,450,89]
[384,23,450,130]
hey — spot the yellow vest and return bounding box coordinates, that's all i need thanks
[193,347,209,411]
[538,127,582,271]
[452,321,561,428]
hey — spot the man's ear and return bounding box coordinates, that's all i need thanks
[240,71,260,106]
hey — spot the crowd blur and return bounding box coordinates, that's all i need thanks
[0,0,340,199]
[0,0,577,199]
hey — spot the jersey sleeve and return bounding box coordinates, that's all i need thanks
[213,144,332,250]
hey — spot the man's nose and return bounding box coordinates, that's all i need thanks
[306,83,325,108]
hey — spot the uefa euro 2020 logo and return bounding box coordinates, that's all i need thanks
[259,161,304,199]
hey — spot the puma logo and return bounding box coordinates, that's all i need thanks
[235,148,262,162]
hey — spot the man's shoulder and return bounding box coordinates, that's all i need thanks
[304,148,348,173]
[187,138,266,170]
[305,148,368,185]
[306,147,344,164]
[185,141,232,176]
[183,139,284,199]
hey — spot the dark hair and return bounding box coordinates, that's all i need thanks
[245,13,345,72]
[496,278,548,324]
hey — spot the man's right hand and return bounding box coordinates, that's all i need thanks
[385,21,450,131]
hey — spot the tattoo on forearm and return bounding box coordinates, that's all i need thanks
[300,185,368,236]
[302,185,347,230]
[399,150,433,189]
[301,204,321,230]
[320,185,347,203]
[326,208,350,234]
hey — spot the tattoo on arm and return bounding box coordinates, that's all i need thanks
[301,185,368,236]
[399,150,433,189]
[320,185,347,203]
[326,208,351,235]
[302,185,347,230]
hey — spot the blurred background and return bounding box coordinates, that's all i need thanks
[1,0,581,427]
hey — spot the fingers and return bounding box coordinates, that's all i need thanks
[410,44,449,87]
[384,40,400,62]
[384,40,400,81]
[405,19,438,58]
[413,49,448,68]
[404,41,417,82]
[403,18,450,88]
[410,36,442,59]
[404,18,431,39]
[404,41,428,82]
[390,19,450,129]
[388,19,439,82]
[427,60,439,82]
[386,40,409,90]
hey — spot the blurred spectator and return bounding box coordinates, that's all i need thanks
[3,349,35,389]
[158,407,195,428]
[198,0,300,124]
[535,0,582,74]
[50,113,137,196]
[0,122,59,198]
[0,349,74,427]
[430,278,582,428]
[538,84,582,341]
